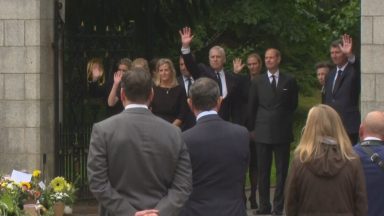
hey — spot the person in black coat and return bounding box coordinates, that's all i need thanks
[179,27,242,121]
[248,48,298,215]
[180,78,249,216]
[324,34,360,144]
[177,55,196,131]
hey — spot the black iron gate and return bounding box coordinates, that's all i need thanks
[54,0,139,199]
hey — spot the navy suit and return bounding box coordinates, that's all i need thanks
[324,60,360,142]
[177,75,196,131]
[248,71,298,213]
[354,140,384,216]
[181,53,241,121]
[180,114,249,216]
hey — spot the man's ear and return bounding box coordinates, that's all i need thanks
[358,124,364,141]
[120,88,126,104]
[187,98,198,117]
[187,98,193,111]
[147,88,154,104]
[215,96,223,111]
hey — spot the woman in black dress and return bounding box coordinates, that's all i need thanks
[151,58,188,128]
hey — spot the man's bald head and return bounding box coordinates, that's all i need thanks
[360,111,384,140]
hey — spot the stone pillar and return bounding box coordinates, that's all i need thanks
[0,0,54,178]
[361,0,384,116]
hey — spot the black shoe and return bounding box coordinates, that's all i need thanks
[256,209,271,215]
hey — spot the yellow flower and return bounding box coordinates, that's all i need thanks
[32,170,41,178]
[50,176,67,192]
[20,182,31,190]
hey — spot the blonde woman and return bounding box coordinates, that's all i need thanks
[151,58,188,127]
[285,104,367,216]
[87,58,106,98]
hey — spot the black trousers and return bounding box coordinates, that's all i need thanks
[257,142,290,213]
[248,141,258,203]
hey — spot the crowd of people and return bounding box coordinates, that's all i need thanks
[85,28,384,216]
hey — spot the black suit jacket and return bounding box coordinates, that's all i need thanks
[248,72,298,144]
[180,114,249,216]
[182,52,241,121]
[177,75,196,131]
[324,60,360,134]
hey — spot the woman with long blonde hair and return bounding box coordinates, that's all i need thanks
[285,104,367,216]
[151,58,188,127]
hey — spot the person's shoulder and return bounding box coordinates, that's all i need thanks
[279,71,296,80]
[222,121,249,135]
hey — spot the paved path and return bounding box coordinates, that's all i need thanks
[71,188,279,216]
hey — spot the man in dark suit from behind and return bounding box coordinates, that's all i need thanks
[87,68,192,216]
[324,34,360,144]
[248,48,299,215]
[177,55,196,131]
[180,78,250,216]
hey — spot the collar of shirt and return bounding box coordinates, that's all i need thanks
[215,69,224,77]
[267,70,279,79]
[337,61,349,72]
[196,110,218,121]
[183,75,193,82]
[125,104,148,110]
[363,136,382,141]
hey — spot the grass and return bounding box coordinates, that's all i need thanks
[246,92,320,187]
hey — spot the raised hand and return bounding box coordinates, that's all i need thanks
[233,58,245,74]
[179,27,194,48]
[113,70,123,85]
[339,34,353,56]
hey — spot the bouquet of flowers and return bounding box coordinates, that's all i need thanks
[0,170,76,216]
[45,176,76,206]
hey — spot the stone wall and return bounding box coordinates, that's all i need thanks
[0,0,54,177]
[361,0,384,116]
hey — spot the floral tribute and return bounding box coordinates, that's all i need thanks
[0,170,76,215]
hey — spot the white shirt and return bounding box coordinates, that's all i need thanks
[196,110,218,121]
[267,70,279,86]
[124,104,148,110]
[363,136,382,141]
[182,75,194,95]
[216,70,228,98]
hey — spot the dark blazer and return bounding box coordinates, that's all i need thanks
[87,108,192,216]
[324,60,360,134]
[180,114,249,216]
[177,75,196,131]
[182,52,241,121]
[248,72,298,144]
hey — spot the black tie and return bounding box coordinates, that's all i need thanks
[271,75,276,92]
[333,70,342,93]
[216,72,223,96]
[186,77,192,96]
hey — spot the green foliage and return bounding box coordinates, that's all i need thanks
[153,0,360,95]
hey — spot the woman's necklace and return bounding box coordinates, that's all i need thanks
[160,83,172,94]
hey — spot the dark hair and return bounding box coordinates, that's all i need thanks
[315,61,332,70]
[120,68,152,103]
[189,78,220,111]
[117,58,132,69]
[330,39,343,48]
